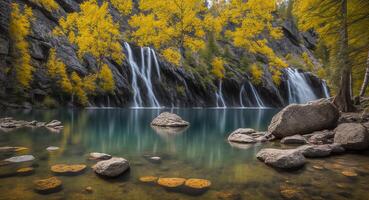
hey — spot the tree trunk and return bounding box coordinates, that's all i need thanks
[359,51,369,96]
[333,0,355,112]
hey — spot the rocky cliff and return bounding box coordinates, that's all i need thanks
[0,0,328,108]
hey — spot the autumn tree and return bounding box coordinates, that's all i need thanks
[46,48,73,93]
[9,3,34,88]
[294,0,369,111]
[211,57,225,79]
[129,0,207,65]
[30,0,59,12]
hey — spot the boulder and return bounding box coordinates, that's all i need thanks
[51,164,87,175]
[151,112,189,127]
[34,177,62,194]
[297,145,332,158]
[268,99,339,138]
[307,130,335,144]
[327,143,345,154]
[89,152,112,160]
[281,135,307,144]
[256,148,306,169]
[227,128,257,144]
[92,157,129,177]
[4,155,35,163]
[334,123,369,150]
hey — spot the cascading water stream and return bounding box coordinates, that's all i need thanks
[215,81,227,108]
[286,68,318,104]
[239,85,246,108]
[124,42,161,108]
[322,80,330,98]
[248,81,265,107]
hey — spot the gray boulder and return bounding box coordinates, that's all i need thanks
[328,143,345,154]
[92,157,129,177]
[227,128,257,143]
[268,99,339,138]
[307,130,335,144]
[151,112,189,127]
[256,148,306,169]
[281,135,307,144]
[334,123,369,150]
[4,155,35,163]
[297,145,331,158]
[89,152,112,160]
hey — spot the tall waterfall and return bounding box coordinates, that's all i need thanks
[322,80,330,98]
[124,42,161,108]
[215,81,227,108]
[286,68,318,104]
[239,82,265,108]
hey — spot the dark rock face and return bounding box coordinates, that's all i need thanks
[0,0,328,108]
[268,99,340,138]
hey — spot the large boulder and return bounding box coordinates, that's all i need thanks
[268,99,339,138]
[92,157,129,177]
[151,112,189,127]
[256,148,306,169]
[334,123,369,150]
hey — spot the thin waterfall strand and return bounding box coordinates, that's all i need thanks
[248,81,265,107]
[215,81,226,108]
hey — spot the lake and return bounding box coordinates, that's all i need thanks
[0,108,369,200]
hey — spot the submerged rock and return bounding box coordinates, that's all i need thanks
[227,128,257,144]
[139,176,158,183]
[157,177,186,189]
[51,164,87,175]
[0,146,28,153]
[281,135,307,144]
[17,167,35,176]
[184,178,211,190]
[46,146,59,151]
[297,145,332,158]
[4,155,35,163]
[256,148,306,169]
[92,157,130,177]
[151,112,189,127]
[334,123,369,150]
[34,177,63,194]
[341,170,358,177]
[89,152,112,160]
[215,191,242,200]
[268,99,339,138]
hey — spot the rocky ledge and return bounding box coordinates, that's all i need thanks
[151,112,189,127]
[0,117,63,133]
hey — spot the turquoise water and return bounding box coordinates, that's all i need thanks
[0,109,369,200]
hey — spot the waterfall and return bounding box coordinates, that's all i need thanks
[124,42,161,108]
[215,81,226,108]
[322,80,330,98]
[248,81,265,107]
[285,68,318,104]
[239,85,245,108]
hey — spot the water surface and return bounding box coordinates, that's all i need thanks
[0,109,369,200]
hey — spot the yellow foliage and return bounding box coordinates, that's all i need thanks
[10,3,34,88]
[110,0,132,15]
[46,48,73,93]
[29,0,59,12]
[250,63,263,85]
[56,0,124,65]
[271,69,282,85]
[98,64,115,93]
[129,0,207,65]
[211,57,225,79]
[82,74,97,94]
[71,72,88,105]
[162,48,181,66]
[302,52,314,71]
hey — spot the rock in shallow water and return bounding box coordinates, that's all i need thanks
[297,145,332,158]
[34,177,62,194]
[151,112,189,127]
[227,128,257,144]
[46,146,59,151]
[89,152,112,160]
[0,146,28,153]
[281,135,307,144]
[17,167,34,176]
[139,176,158,183]
[268,99,339,138]
[92,157,129,177]
[334,123,369,150]
[51,164,87,175]
[4,155,35,163]
[256,148,306,169]
[157,177,186,188]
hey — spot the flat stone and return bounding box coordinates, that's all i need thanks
[0,146,28,153]
[228,128,257,144]
[92,157,130,177]
[34,177,62,194]
[157,177,186,188]
[151,112,189,127]
[281,135,307,144]
[17,167,35,175]
[51,164,86,175]
[89,152,112,160]
[256,148,306,169]
[341,170,358,177]
[184,178,211,189]
[139,176,158,183]
[297,145,332,158]
[46,146,59,151]
[4,155,35,163]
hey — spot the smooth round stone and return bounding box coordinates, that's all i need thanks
[184,178,211,189]
[89,152,112,160]
[46,146,59,151]
[17,167,34,176]
[92,157,130,177]
[85,186,93,193]
[149,156,161,164]
[157,178,186,188]
[51,164,87,175]
[34,177,62,194]
[139,176,158,183]
[4,155,35,163]
[341,170,358,177]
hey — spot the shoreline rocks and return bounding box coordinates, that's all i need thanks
[256,148,306,169]
[268,99,339,138]
[92,157,130,177]
[151,112,189,127]
[227,128,257,144]
[334,123,369,150]
[0,117,63,132]
[281,135,307,144]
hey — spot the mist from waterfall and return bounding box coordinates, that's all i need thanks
[124,42,161,108]
[215,81,227,108]
[286,68,318,104]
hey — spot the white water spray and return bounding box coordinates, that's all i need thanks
[286,68,317,104]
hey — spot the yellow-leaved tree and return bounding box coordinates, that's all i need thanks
[70,72,88,105]
[129,0,207,65]
[211,57,225,79]
[29,0,59,12]
[250,63,263,85]
[211,0,287,85]
[110,0,133,15]
[46,48,73,93]
[9,3,34,88]
[98,64,115,93]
